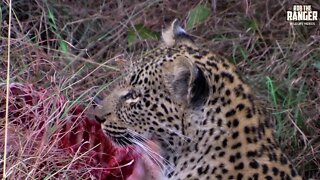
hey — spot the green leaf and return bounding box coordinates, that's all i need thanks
[187,5,211,29]
[266,76,278,107]
[313,61,320,71]
[127,30,136,46]
[59,40,68,54]
[47,7,57,30]
[245,18,259,31]
[127,24,160,46]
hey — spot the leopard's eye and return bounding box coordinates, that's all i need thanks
[123,90,140,104]
[123,91,134,100]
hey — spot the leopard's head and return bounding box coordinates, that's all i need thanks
[93,20,209,148]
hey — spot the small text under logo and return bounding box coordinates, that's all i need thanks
[287,5,318,25]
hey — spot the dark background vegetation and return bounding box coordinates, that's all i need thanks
[1,0,319,179]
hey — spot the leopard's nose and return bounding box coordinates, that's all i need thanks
[94,115,105,124]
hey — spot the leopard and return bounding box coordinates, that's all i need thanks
[92,20,302,180]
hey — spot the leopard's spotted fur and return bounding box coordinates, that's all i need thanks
[93,20,302,180]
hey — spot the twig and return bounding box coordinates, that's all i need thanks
[3,0,12,179]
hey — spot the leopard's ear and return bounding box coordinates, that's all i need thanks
[162,19,194,47]
[163,56,209,107]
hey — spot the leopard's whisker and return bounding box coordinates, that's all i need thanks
[126,130,174,175]
[126,130,172,166]
[131,136,173,175]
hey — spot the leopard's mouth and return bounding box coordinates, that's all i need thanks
[103,128,145,146]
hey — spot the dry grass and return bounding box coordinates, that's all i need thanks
[1,0,319,179]
[0,83,137,179]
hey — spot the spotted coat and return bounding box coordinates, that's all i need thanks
[93,20,302,180]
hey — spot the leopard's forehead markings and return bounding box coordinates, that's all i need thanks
[128,49,177,86]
